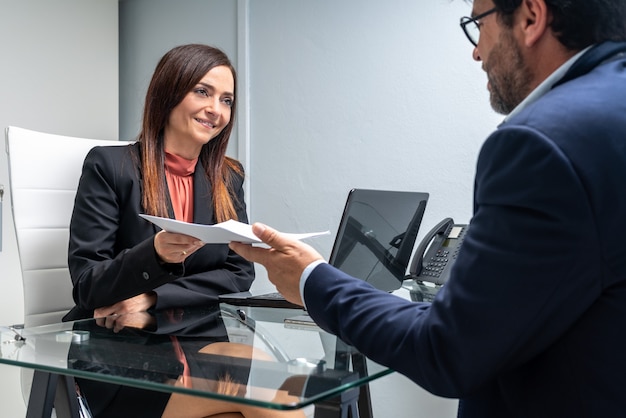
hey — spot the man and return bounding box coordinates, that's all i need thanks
[230,0,626,416]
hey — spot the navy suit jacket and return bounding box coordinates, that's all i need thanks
[304,42,626,417]
[65,142,254,321]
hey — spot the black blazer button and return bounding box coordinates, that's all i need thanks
[142,272,150,280]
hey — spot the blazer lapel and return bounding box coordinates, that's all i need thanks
[192,161,215,225]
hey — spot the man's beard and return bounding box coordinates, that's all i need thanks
[486,30,533,115]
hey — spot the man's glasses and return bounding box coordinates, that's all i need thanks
[460,7,498,47]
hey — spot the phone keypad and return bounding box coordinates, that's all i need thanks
[422,249,449,278]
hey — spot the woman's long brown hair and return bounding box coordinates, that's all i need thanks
[138,44,242,223]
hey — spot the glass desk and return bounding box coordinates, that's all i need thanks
[0,304,393,418]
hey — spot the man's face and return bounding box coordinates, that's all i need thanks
[472,1,533,114]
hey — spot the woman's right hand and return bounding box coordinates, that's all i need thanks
[154,230,205,263]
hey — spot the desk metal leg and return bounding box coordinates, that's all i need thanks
[351,353,373,418]
[27,371,80,418]
[313,386,359,418]
[27,371,56,418]
[330,339,374,418]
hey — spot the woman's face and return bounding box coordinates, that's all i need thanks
[164,65,235,159]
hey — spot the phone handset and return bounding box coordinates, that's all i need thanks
[406,217,468,302]
[408,217,454,278]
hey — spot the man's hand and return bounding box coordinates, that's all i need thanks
[229,223,325,307]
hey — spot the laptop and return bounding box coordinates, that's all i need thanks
[219,188,429,309]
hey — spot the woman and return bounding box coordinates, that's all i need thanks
[64,44,265,417]
[65,44,254,322]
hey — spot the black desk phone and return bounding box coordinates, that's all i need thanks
[406,217,468,302]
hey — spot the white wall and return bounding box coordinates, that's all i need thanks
[0,0,119,415]
[247,0,502,248]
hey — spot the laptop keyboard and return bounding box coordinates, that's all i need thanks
[219,289,303,308]
[250,292,284,300]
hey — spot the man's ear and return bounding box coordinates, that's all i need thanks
[518,0,550,47]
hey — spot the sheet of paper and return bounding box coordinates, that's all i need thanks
[139,214,330,244]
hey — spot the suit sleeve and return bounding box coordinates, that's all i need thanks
[304,126,603,397]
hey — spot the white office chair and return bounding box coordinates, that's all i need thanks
[5,125,126,410]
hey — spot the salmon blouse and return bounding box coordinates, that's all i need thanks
[164,151,198,223]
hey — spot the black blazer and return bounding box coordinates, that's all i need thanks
[64,142,254,321]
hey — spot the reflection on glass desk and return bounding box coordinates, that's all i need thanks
[0,304,392,418]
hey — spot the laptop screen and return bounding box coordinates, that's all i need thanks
[328,189,429,292]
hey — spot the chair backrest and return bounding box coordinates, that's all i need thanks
[5,126,126,327]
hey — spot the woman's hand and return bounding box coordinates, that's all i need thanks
[154,230,205,263]
[94,292,157,330]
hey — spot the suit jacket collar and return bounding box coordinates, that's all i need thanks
[553,41,626,88]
